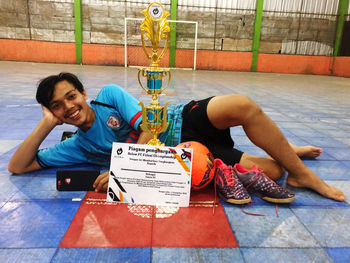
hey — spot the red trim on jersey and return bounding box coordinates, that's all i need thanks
[130,111,142,128]
[129,130,139,139]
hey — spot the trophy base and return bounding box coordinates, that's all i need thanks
[147,138,165,146]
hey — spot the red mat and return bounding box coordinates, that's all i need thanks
[60,188,237,247]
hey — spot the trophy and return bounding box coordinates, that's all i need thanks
[138,2,171,146]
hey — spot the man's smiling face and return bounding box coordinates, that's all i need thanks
[49,80,93,129]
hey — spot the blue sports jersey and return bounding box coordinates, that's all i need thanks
[36,84,184,168]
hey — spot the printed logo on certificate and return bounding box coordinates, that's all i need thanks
[107,142,192,207]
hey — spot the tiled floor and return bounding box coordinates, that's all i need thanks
[0,61,349,262]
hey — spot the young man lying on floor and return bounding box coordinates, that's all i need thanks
[8,73,345,203]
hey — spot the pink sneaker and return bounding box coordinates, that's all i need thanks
[214,159,251,204]
[234,164,296,203]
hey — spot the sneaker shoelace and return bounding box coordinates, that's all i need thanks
[213,167,220,215]
[241,202,265,216]
[240,203,279,217]
[245,166,282,193]
[223,166,236,186]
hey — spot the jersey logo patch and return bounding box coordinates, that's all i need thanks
[106,115,120,129]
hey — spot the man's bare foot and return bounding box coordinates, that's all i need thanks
[290,144,323,158]
[287,169,345,201]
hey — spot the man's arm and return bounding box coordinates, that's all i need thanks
[8,106,61,174]
[136,131,153,144]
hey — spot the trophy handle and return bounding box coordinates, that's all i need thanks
[162,71,171,91]
[138,101,150,133]
[159,101,169,134]
[140,31,152,61]
[138,69,148,93]
[157,32,170,64]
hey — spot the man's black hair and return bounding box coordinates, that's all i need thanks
[36,72,84,108]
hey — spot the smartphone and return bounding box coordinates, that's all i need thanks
[56,169,100,191]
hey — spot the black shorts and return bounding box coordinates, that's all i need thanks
[181,97,244,165]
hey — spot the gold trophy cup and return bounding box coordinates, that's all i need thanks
[138,2,171,146]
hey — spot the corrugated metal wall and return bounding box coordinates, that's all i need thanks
[262,0,338,15]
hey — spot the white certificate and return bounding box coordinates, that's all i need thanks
[107,142,192,207]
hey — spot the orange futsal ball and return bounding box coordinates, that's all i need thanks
[177,141,215,190]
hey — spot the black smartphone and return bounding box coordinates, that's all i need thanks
[56,169,100,191]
